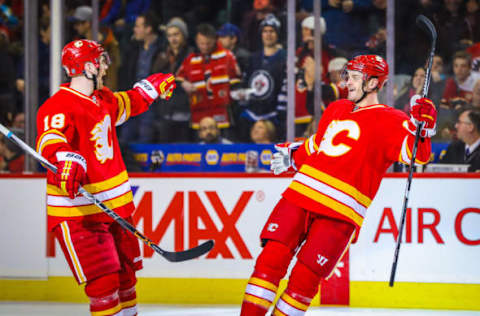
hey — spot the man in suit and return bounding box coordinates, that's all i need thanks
[440,108,480,172]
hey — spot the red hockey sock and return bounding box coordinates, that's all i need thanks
[119,263,138,316]
[240,241,294,316]
[85,273,121,315]
[272,260,320,315]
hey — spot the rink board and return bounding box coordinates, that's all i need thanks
[0,173,479,310]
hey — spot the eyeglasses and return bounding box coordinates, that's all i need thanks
[457,120,472,125]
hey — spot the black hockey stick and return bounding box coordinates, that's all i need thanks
[0,123,214,262]
[389,14,437,287]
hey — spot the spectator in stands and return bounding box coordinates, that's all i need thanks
[395,67,426,114]
[440,108,480,171]
[235,14,286,142]
[435,0,473,64]
[328,57,348,86]
[176,23,241,138]
[241,0,279,52]
[472,79,480,108]
[118,11,162,144]
[217,22,250,76]
[250,120,276,144]
[0,26,16,126]
[198,116,233,144]
[322,0,373,55]
[11,112,24,129]
[441,51,480,110]
[0,128,24,173]
[297,16,329,83]
[429,54,447,106]
[466,0,480,43]
[70,5,120,91]
[152,17,194,143]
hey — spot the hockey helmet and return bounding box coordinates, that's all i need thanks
[344,55,389,89]
[61,39,109,77]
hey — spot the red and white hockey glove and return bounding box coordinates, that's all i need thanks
[270,142,302,175]
[408,95,437,138]
[53,152,87,199]
[133,73,176,103]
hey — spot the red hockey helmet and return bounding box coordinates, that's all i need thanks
[345,55,389,89]
[61,39,108,77]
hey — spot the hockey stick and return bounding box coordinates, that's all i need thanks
[0,123,214,262]
[389,14,437,287]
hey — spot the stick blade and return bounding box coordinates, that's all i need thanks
[155,240,215,262]
[416,14,437,41]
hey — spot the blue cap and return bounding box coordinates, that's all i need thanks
[217,23,241,38]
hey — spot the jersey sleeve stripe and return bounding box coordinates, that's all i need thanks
[118,91,131,122]
[36,130,68,154]
[114,92,126,125]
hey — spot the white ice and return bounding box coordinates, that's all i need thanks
[0,303,479,316]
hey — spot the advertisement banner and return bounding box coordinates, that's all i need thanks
[129,144,274,172]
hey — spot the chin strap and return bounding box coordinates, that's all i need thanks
[83,70,98,90]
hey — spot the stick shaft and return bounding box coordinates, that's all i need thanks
[0,123,213,261]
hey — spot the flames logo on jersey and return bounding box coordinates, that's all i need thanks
[90,115,114,163]
[319,120,360,157]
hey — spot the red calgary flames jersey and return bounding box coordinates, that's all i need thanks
[176,42,241,129]
[36,84,149,231]
[282,99,431,239]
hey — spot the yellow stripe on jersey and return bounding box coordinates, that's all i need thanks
[47,170,130,196]
[60,222,86,283]
[249,277,278,292]
[36,129,68,153]
[84,170,129,193]
[282,293,309,311]
[60,86,97,105]
[244,293,272,310]
[114,92,126,124]
[118,92,131,121]
[91,303,122,316]
[289,181,364,227]
[300,165,371,207]
[272,309,288,316]
[47,191,133,217]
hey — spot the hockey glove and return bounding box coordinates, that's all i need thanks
[408,95,437,138]
[270,142,302,175]
[53,152,87,199]
[134,73,176,103]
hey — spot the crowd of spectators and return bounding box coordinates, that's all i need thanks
[1,0,480,172]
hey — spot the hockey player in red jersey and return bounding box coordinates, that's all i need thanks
[240,55,437,315]
[36,39,175,316]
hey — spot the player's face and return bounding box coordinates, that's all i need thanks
[96,54,109,89]
[344,70,365,102]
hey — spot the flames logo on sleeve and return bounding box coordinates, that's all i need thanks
[90,115,114,163]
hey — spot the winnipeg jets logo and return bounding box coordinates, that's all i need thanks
[90,115,114,164]
[249,70,274,100]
